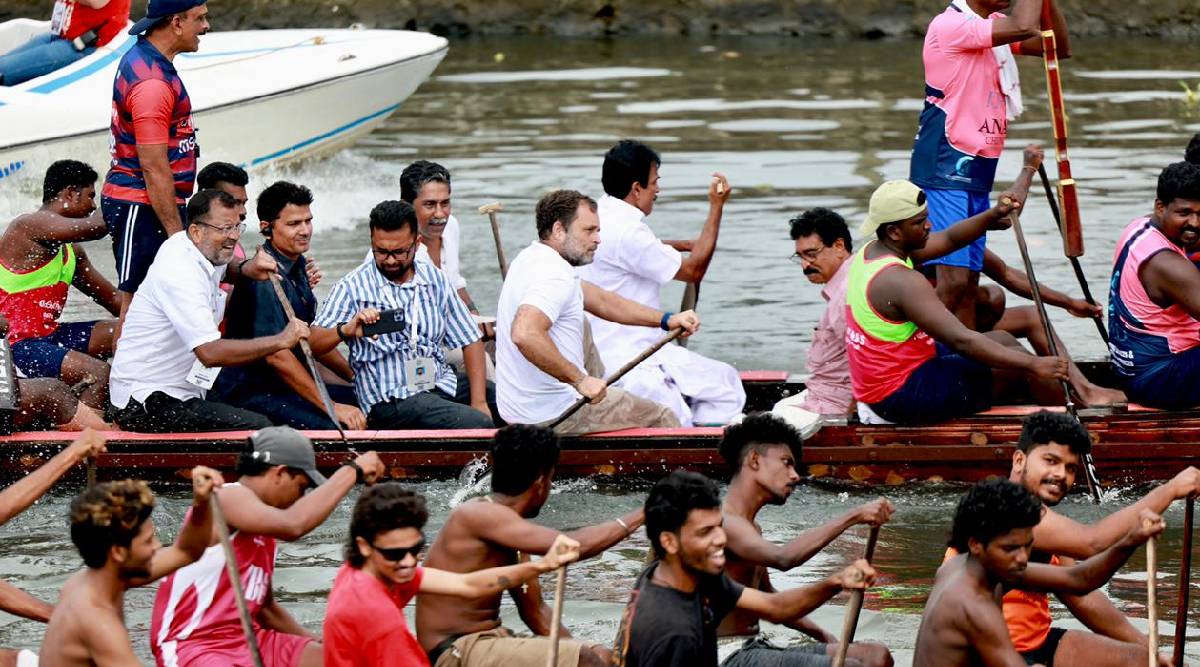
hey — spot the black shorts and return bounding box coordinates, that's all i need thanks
[869,343,993,424]
[1020,627,1068,666]
[102,196,186,293]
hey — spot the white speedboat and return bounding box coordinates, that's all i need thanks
[0,20,448,186]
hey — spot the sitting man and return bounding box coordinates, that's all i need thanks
[717,413,894,667]
[310,200,496,429]
[496,189,698,434]
[578,140,744,426]
[1109,161,1200,409]
[107,189,307,432]
[611,470,876,666]
[212,181,364,430]
[848,179,1080,424]
[0,160,120,410]
[0,0,131,86]
[914,478,1162,666]
[0,315,109,432]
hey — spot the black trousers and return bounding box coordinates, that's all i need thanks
[109,391,272,433]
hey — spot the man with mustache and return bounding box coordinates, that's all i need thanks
[1109,162,1200,409]
[496,189,698,434]
[211,181,364,430]
[716,413,894,667]
[916,479,1163,667]
[107,190,309,432]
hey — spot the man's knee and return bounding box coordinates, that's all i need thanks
[578,645,609,667]
[847,641,894,667]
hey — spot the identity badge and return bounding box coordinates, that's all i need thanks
[186,358,221,390]
[404,357,437,392]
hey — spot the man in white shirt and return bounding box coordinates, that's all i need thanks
[496,189,699,435]
[578,140,745,426]
[107,189,310,433]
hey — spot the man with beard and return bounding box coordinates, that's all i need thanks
[847,179,1074,425]
[107,190,308,432]
[914,479,1163,667]
[990,410,1200,665]
[38,466,223,666]
[310,199,496,429]
[496,189,697,434]
[716,413,894,667]
[416,424,644,667]
[212,181,364,430]
[1109,161,1200,409]
[611,471,877,667]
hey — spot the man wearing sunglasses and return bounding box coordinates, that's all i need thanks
[151,426,385,667]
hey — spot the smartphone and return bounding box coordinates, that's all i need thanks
[361,309,406,337]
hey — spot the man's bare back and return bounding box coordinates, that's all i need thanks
[40,569,137,666]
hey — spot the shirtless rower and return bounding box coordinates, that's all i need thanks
[416,424,645,667]
[716,413,894,667]
[39,466,223,667]
[913,478,1163,667]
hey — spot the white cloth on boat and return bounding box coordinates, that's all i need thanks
[949,0,1023,120]
[414,213,467,290]
[495,241,587,424]
[109,232,226,409]
[16,649,36,667]
[857,401,894,426]
[769,389,826,439]
[577,194,745,426]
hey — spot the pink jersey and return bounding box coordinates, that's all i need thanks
[150,486,277,667]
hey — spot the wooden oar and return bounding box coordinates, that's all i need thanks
[1037,164,1109,346]
[268,274,347,443]
[1040,0,1084,259]
[548,328,684,429]
[545,566,568,667]
[677,179,723,349]
[832,525,880,667]
[1173,495,1194,667]
[1005,201,1104,504]
[211,490,265,667]
[1149,530,1160,667]
[478,202,509,279]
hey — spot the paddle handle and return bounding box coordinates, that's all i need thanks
[480,205,509,279]
[546,567,567,667]
[833,525,881,667]
[677,283,699,349]
[211,492,265,667]
[1148,535,1159,667]
[1174,496,1194,667]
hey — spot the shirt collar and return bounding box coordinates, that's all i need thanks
[367,255,432,289]
[600,194,647,225]
[180,233,223,280]
[821,258,852,302]
[263,240,307,280]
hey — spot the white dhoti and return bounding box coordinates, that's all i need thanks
[615,344,745,427]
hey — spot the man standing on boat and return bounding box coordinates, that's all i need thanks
[578,140,744,426]
[716,413,894,667]
[151,427,384,667]
[496,189,696,434]
[0,0,131,86]
[416,424,644,667]
[0,160,119,412]
[910,0,1070,330]
[101,0,208,329]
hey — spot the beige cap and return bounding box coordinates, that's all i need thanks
[857,180,928,238]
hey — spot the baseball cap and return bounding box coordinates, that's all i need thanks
[129,0,207,35]
[247,426,328,486]
[857,180,928,238]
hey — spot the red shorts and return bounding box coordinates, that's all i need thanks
[156,629,312,667]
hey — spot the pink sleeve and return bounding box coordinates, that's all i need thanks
[938,14,995,52]
[126,79,174,145]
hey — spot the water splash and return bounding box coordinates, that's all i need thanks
[448,456,491,508]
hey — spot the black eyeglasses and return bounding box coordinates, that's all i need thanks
[371,243,419,261]
[372,540,425,562]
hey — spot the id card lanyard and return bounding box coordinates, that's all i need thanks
[401,280,436,393]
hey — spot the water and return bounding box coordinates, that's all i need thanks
[0,34,1198,663]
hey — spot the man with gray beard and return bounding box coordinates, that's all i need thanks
[495,189,698,434]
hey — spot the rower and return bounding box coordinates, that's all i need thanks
[495,189,696,434]
[0,0,130,87]
[577,139,744,426]
[308,199,496,429]
[0,314,109,430]
[914,479,1162,667]
[910,0,1071,331]
[106,190,306,432]
[38,466,223,666]
[150,427,384,667]
[415,424,643,667]
[716,413,894,667]
[0,160,120,411]
[1109,161,1200,409]
[210,181,365,430]
[611,470,877,666]
[323,483,581,667]
[848,179,1074,425]
[982,410,1199,665]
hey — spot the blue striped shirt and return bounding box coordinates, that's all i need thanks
[313,256,480,415]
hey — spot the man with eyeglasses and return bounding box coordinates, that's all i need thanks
[107,189,309,432]
[309,199,497,429]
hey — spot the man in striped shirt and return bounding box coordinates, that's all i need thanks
[311,200,496,429]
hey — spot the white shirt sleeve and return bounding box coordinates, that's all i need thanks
[618,223,683,286]
[520,273,576,323]
[161,268,222,353]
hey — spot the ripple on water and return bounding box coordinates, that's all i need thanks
[709,119,840,133]
[438,67,675,84]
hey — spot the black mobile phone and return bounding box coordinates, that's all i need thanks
[361,309,406,337]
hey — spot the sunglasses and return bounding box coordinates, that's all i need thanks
[372,540,425,562]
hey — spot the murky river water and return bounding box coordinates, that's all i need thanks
[0,34,1198,663]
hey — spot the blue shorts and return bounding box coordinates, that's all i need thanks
[102,196,187,293]
[920,188,991,272]
[870,343,993,424]
[1126,345,1200,410]
[10,321,98,379]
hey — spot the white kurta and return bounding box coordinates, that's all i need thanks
[577,195,745,425]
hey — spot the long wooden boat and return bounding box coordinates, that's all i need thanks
[1,367,1196,487]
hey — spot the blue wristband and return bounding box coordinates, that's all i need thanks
[660,311,674,331]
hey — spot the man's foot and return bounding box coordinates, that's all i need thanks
[1073,383,1127,408]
